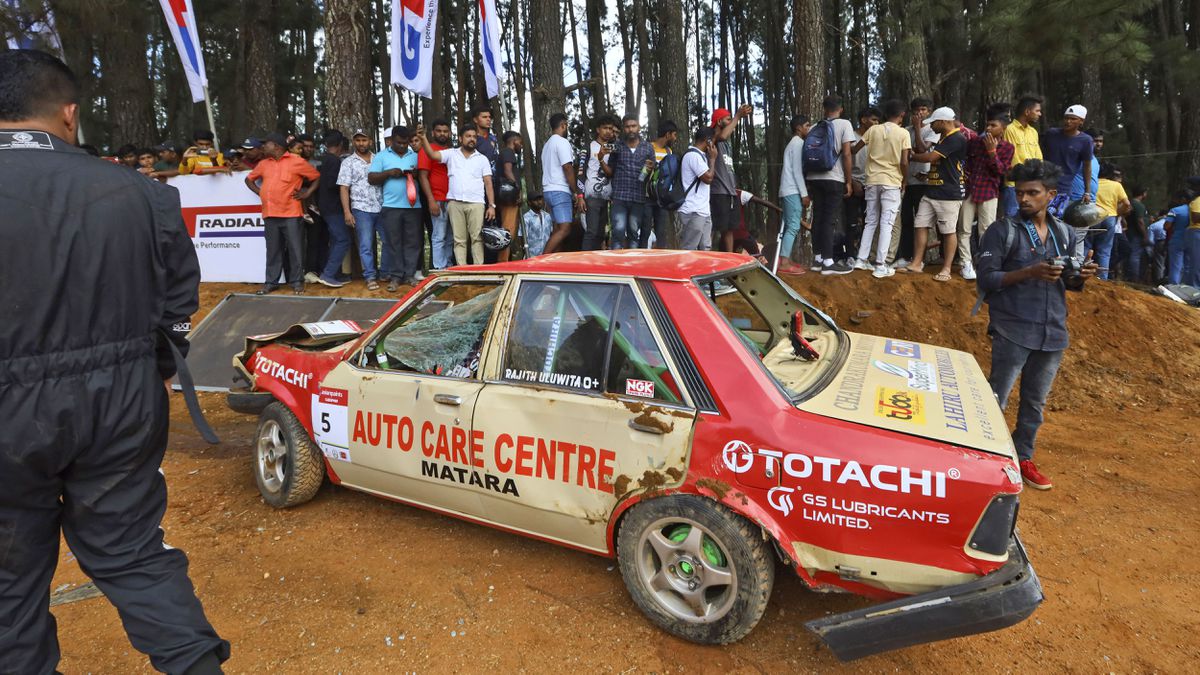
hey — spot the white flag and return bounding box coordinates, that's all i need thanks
[477,0,504,99]
[392,0,439,98]
[157,0,208,103]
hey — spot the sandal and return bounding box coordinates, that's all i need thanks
[933,270,952,282]
[366,280,380,291]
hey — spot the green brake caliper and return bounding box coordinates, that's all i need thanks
[666,525,727,568]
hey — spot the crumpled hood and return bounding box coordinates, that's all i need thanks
[797,332,1016,460]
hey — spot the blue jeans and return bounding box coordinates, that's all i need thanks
[351,209,386,281]
[780,194,803,264]
[1125,232,1147,282]
[320,211,351,281]
[610,199,645,249]
[648,203,669,248]
[1000,185,1018,218]
[429,201,453,268]
[988,332,1065,462]
[1085,216,1117,280]
[1187,228,1200,287]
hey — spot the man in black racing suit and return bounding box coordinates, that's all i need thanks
[0,50,228,674]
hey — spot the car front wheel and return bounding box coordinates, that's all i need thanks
[617,494,775,644]
[254,402,325,508]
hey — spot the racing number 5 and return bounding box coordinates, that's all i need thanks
[321,412,331,433]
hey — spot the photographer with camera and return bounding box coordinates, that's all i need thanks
[178,129,228,175]
[976,159,1098,491]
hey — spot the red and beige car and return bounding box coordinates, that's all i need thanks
[228,251,1041,660]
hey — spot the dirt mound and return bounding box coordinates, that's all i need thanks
[786,272,1200,412]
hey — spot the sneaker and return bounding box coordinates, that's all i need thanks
[872,264,895,278]
[413,270,427,281]
[893,257,911,269]
[1019,460,1053,490]
[821,260,854,276]
[814,255,825,267]
[961,261,977,281]
[366,279,380,291]
[317,275,347,288]
[853,258,873,271]
[303,271,320,284]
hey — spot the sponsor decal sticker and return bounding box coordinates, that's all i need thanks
[311,387,350,462]
[875,387,926,424]
[254,353,313,389]
[883,339,922,359]
[871,359,938,393]
[195,213,264,238]
[625,378,654,398]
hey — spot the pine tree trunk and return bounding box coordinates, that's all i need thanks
[585,0,608,113]
[793,0,824,117]
[244,0,278,135]
[633,0,658,132]
[1080,61,1103,129]
[98,0,157,146]
[530,0,564,179]
[656,0,689,134]
[324,0,374,133]
[615,0,635,113]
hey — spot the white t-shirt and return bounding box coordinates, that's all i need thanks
[584,140,612,200]
[541,134,574,195]
[907,124,941,185]
[440,148,493,203]
[778,135,807,199]
[678,148,711,216]
[805,117,857,183]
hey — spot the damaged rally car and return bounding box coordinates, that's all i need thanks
[228,251,1041,660]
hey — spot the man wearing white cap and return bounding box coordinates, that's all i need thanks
[1040,105,1095,221]
[905,106,968,281]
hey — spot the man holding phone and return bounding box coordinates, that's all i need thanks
[178,129,227,175]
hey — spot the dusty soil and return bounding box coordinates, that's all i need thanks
[53,272,1200,673]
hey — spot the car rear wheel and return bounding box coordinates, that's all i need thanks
[254,402,324,508]
[617,494,775,644]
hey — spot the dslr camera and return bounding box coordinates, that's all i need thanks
[1047,256,1086,291]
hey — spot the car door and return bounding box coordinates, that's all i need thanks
[316,276,508,517]
[470,277,698,553]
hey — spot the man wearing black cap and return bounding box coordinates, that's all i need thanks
[338,129,388,289]
[153,143,181,178]
[315,130,350,287]
[369,126,425,290]
[245,131,321,294]
[0,49,228,674]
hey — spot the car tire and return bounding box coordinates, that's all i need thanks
[617,494,775,644]
[254,402,325,508]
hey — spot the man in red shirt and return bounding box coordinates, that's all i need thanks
[246,132,320,294]
[958,105,1015,280]
[418,118,453,268]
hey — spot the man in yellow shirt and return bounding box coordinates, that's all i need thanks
[1090,165,1130,280]
[177,129,228,175]
[1002,95,1043,217]
[1186,183,1200,286]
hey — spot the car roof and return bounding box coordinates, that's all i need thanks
[442,250,756,281]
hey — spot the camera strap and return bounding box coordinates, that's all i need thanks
[1021,218,1061,256]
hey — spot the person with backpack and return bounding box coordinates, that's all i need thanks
[581,114,617,250]
[976,159,1098,490]
[677,127,718,250]
[803,95,858,275]
[646,121,679,248]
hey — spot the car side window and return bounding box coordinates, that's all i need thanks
[364,281,502,378]
[502,281,681,404]
[606,291,681,403]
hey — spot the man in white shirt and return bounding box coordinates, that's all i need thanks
[582,114,617,250]
[805,95,858,275]
[677,127,718,250]
[777,115,811,274]
[336,129,386,290]
[416,123,495,266]
[540,113,580,254]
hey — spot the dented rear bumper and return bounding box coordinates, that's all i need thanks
[805,535,1042,661]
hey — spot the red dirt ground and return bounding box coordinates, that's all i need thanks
[51,271,1200,672]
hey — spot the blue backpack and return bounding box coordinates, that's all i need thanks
[648,149,703,211]
[802,119,839,173]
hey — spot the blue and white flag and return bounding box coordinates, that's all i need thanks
[392,0,440,98]
[158,0,209,103]
[477,0,504,99]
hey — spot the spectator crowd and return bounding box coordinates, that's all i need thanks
[111,95,1200,294]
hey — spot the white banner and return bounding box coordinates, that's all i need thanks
[478,0,503,99]
[391,0,439,98]
[169,172,266,283]
[158,0,208,103]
